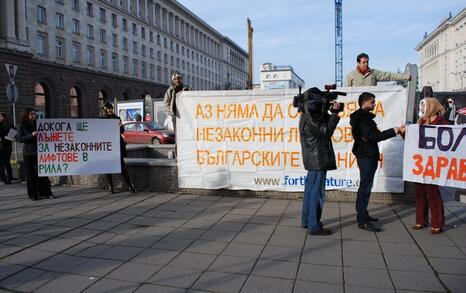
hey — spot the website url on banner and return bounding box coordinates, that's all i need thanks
[254,175,360,188]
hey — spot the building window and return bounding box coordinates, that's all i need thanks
[71,43,80,63]
[112,53,118,71]
[122,56,128,73]
[164,53,168,64]
[157,66,162,81]
[132,23,137,35]
[141,45,146,57]
[141,62,147,78]
[112,34,118,47]
[36,33,47,56]
[99,8,106,22]
[133,41,138,54]
[150,64,155,80]
[70,87,79,118]
[157,34,161,45]
[37,6,46,24]
[86,46,94,65]
[56,0,64,5]
[132,59,138,76]
[72,19,80,34]
[122,18,127,31]
[164,38,167,48]
[141,27,146,39]
[157,51,161,62]
[149,31,154,42]
[100,29,106,43]
[55,38,64,59]
[100,50,107,69]
[86,2,93,16]
[112,13,117,27]
[122,37,128,50]
[71,0,79,10]
[150,48,154,59]
[86,24,95,39]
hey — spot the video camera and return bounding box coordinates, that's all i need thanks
[293,84,346,115]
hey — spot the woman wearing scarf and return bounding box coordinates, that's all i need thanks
[413,98,449,234]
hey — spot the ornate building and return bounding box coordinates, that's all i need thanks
[416,8,466,92]
[0,0,248,118]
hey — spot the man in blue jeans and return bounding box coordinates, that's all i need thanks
[299,88,342,235]
[350,92,404,232]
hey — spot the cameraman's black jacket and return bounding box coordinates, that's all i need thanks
[350,108,396,160]
[299,112,340,171]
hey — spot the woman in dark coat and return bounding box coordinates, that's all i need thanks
[16,108,54,200]
[0,112,15,184]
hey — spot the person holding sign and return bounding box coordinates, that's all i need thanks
[16,108,54,200]
[413,98,449,234]
[0,112,15,184]
[350,92,405,232]
[101,102,135,193]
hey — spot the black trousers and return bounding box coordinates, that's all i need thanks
[0,146,13,183]
[106,157,133,190]
[23,155,52,199]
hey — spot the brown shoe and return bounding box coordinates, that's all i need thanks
[413,224,426,230]
[431,227,442,234]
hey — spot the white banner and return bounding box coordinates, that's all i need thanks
[177,86,407,192]
[403,124,465,189]
[37,119,121,176]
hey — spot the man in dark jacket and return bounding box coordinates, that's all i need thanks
[350,92,404,232]
[299,96,342,235]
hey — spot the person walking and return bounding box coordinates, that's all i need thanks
[413,97,449,234]
[0,112,15,184]
[350,92,404,232]
[16,108,54,200]
[101,102,135,193]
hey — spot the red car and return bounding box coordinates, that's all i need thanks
[123,122,176,144]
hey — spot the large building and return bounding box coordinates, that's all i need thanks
[0,0,248,118]
[416,8,466,92]
[259,63,305,90]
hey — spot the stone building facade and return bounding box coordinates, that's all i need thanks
[0,0,248,119]
[416,8,466,92]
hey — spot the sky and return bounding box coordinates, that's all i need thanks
[177,0,465,87]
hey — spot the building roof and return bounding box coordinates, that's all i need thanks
[415,7,466,50]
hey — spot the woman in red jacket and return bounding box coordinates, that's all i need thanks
[413,98,449,234]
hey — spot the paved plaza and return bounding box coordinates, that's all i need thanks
[0,183,465,293]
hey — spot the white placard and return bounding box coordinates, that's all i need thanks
[177,86,407,192]
[403,124,465,189]
[36,119,121,176]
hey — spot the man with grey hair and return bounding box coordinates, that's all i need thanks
[163,72,184,132]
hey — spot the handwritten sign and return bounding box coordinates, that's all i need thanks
[37,119,121,176]
[403,124,466,188]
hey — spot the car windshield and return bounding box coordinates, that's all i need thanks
[146,122,166,130]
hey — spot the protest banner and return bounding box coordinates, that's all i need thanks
[36,119,121,176]
[177,86,407,192]
[403,124,465,189]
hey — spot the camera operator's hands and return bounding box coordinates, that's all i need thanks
[329,101,344,114]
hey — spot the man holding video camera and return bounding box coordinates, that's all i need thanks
[298,86,344,235]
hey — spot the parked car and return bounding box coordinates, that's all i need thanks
[123,122,175,144]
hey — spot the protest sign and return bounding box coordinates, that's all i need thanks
[177,86,407,192]
[403,124,465,189]
[36,119,121,176]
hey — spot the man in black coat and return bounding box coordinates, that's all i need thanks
[350,92,404,232]
[299,91,342,235]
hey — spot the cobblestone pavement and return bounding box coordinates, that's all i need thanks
[0,183,465,292]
